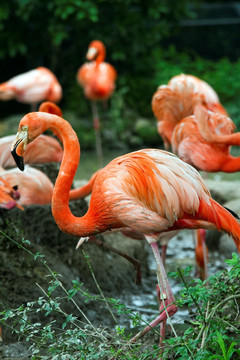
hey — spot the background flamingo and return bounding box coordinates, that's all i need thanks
[152,73,227,150]
[0,67,62,111]
[77,40,117,167]
[0,175,22,210]
[171,106,240,172]
[11,111,240,346]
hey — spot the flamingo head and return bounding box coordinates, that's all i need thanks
[86,40,106,62]
[11,113,48,171]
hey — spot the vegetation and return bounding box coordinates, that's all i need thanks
[0,231,239,359]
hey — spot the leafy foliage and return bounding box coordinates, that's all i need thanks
[0,229,240,359]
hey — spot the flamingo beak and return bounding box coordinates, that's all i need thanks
[86,47,98,61]
[11,127,29,171]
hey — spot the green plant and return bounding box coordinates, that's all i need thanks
[1,227,240,359]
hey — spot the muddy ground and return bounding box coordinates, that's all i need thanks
[0,194,152,357]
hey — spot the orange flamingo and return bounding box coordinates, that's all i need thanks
[171,106,240,172]
[0,67,62,111]
[11,111,240,346]
[77,40,117,167]
[152,73,226,150]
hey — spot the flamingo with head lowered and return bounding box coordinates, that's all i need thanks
[152,73,227,150]
[77,40,117,168]
[172,105,240,173]
[11,110,240,347]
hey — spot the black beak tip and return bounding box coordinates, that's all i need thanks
[11,148,24,171]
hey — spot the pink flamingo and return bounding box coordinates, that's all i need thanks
[0,67,62,111]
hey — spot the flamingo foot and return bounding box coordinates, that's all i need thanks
[130,292,177,343]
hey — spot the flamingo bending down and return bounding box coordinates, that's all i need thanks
[77,40,117,167]
[0,67,62,111]
[152,74,227,150]
[11,112,240,346]
[168,74,227,116]
[171,106,240,173]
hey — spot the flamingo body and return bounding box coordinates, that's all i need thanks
[0,67,62,105]
[77,40,117,101]
[169,74,227,116]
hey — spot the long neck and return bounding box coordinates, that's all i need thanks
[96,46,106,65]
[221,154,240,172]
[45,115,100,236]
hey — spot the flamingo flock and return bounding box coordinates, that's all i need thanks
[1,42,240,350]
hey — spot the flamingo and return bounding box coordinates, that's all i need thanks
[171,106,240,173]
[11,111,240,346]
[0,175,22,210]
[0,67,62,111]
[0,165,54,206]
[152,73,227,150]
[77,40,117,167]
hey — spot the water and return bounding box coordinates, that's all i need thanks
[117,230,228,330]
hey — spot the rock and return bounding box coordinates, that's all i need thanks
[205,179,240,204]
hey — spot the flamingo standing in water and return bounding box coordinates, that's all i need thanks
[11,111,240,346]
[77,40,117,167]
[0,67,62,111]
[152,73,227,150]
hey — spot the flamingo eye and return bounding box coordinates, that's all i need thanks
[13,185,18,190]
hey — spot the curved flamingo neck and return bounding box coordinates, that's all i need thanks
[95,45,106,65]
[221,154,240,172]
[38,114,99,236]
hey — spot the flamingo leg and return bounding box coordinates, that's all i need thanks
[131,242,177,347]
[91,101,103,168]
[30,102,38,112]
[194,229,208,281]
[201,230,208,280]
[88,236,142,285]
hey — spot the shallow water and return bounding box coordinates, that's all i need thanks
[113,230,229,330]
